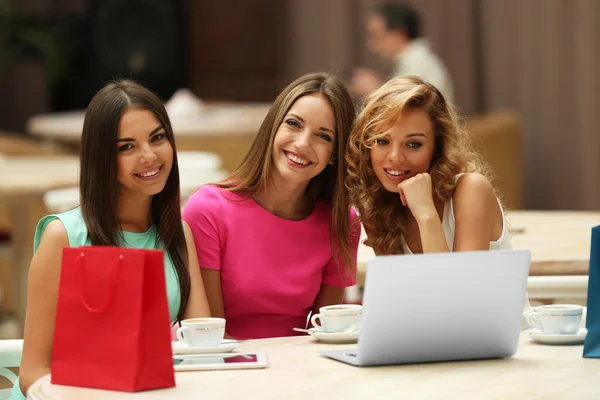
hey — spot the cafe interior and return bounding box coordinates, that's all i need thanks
[0,0,599,398]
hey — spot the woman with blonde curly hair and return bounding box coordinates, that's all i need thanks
[346,76,511,256]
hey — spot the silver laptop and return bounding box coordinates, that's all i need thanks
[320,249,531,366]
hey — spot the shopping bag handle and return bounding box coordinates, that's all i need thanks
[75,252,123,313]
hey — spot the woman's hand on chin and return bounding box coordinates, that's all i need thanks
[397,173,437,221]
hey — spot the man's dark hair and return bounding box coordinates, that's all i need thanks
[376,2,421,40]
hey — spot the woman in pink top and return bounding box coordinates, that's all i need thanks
[183,73,360,339]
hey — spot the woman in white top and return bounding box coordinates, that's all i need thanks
[400,171,511,254]
[346,76,532,317]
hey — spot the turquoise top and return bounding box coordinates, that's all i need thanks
[11,207,181,400]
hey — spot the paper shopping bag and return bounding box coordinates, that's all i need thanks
[51,246,175,391]
[584,226,600,358]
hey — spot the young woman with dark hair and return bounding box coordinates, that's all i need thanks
[13,80,210,399]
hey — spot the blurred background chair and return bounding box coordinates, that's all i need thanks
[466,110,523,210]
[0,339,22,398]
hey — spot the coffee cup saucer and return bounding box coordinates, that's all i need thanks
[525,327,587,345]
[307,327,359,344]
[172,339,239,355]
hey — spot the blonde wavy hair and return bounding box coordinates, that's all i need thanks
[345,76,489,255]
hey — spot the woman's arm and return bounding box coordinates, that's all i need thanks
[182,222,211,319]
[399,173,450,253]
[400,173,501,253]
[182,187,230,334]
[452,173,503,251]
[311,283,346,317]
[310,212,360,317]
[200,268,236,339]
[199,269,224,318]
[19,220,68,395]
[415,214,450,253]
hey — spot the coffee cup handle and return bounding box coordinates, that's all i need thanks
[176,327,189,344]
[311,314,324,329]
[527,313,541,329]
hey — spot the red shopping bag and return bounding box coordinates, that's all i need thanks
[51,246,175,392]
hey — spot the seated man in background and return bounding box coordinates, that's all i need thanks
[352,1,455,103]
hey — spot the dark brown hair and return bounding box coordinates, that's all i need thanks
[80,79,189,323]
[217,72,357,273]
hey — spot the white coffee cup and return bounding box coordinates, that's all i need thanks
[310,304,362,332]
[527,304,583,335]
[176,318,225,347]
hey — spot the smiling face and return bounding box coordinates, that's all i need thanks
[116,108,174,199]
[369,108,436,193]
[271,93,336,187]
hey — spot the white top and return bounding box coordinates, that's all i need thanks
[393,38,455,104]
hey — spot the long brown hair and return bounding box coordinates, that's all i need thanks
[346,76,488,255]
[80,79,190,323]
[217,72,357,273]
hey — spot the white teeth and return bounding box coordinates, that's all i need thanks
[286,152,310,165]
[386,169,407,176]
[138,167,159,177]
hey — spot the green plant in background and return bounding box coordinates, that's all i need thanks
[0,0,67,88]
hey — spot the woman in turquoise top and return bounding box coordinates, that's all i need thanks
[13,80,211,399]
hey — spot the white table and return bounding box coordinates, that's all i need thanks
[28,334,600,399]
